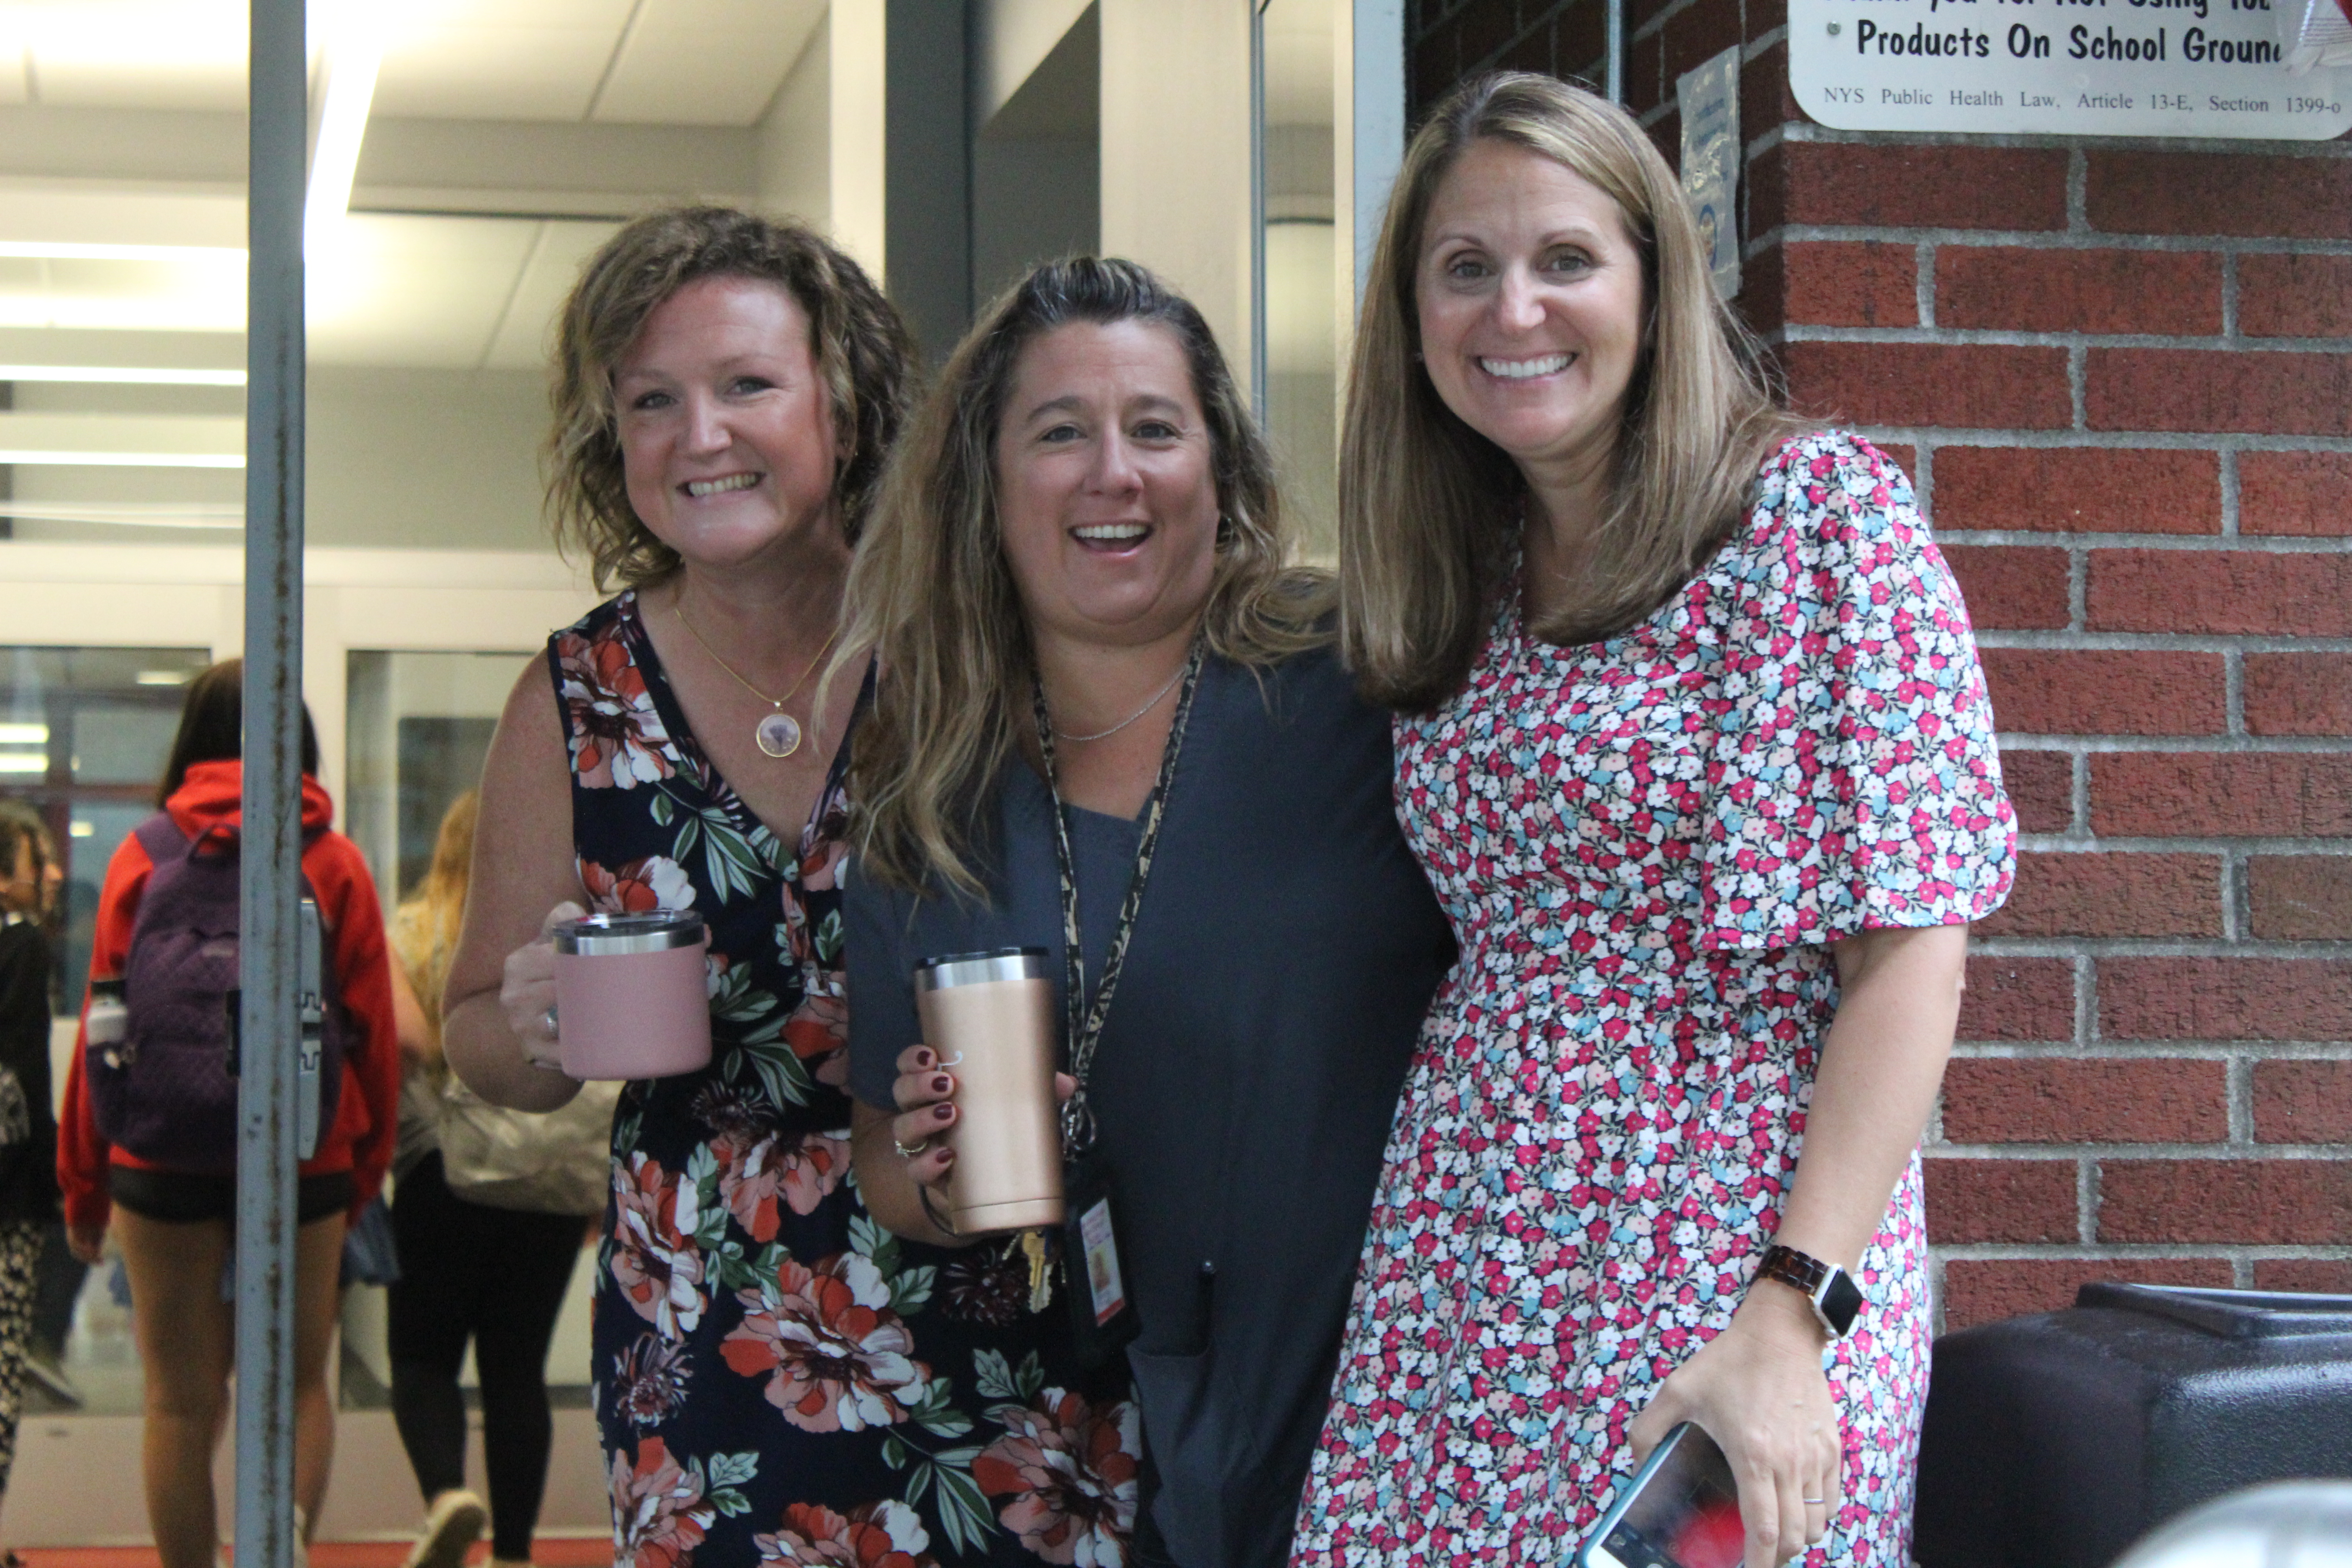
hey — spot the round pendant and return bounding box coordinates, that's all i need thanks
[755,710,802,759]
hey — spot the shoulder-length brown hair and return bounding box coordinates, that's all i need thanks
[842,256,1331,896]
[547,206,916,592]
[1343,72,1802,710]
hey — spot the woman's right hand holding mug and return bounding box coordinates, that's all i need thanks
[501,900,584,1071]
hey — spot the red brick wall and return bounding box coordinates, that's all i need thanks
[1410,0,2352,1333]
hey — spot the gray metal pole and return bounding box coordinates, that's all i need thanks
[1250,0,1270,427]
[1606,0,1626,103]
[235,0,304,1561]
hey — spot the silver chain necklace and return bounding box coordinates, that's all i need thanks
[1045,660,1189,743]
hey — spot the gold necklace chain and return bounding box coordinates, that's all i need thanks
[672,595,838,710]
[671,594,840,758]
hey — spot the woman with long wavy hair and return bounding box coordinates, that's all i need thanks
[840,256,1455,1568]
[1291,75,2015,1567]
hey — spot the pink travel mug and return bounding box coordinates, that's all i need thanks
[553,911,712,1079]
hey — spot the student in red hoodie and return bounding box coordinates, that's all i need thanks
[59,659,399,1568]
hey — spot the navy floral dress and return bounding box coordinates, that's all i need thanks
[553,593,1141,1568]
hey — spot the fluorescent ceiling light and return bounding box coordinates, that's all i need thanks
[0,365,245,387]
[0,502,241,528]
[136,671,196,686]
[306,5,384,257]
[0,725,48,746]
[69,821,94,838]
[0,756,48,776]
[0,449,244,468]
[0,242,245,264]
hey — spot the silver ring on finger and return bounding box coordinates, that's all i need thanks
[894,1137,931,1160]
[542,1004,559,1038]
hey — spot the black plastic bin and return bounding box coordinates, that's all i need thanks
[1915,1284,2352,1568]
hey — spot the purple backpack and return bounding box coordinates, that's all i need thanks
[90,813,348,1171]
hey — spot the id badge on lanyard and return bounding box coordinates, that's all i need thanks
[1028,645,1203,1370]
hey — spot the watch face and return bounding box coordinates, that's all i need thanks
[1820,1268,1864,1336]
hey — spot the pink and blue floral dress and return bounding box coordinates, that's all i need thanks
[1292,433,2016,1566]
[552,592,1138,1568]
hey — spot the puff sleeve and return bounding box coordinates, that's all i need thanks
[1699,432,2015,951]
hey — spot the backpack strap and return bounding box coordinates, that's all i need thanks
[131,813,192,866]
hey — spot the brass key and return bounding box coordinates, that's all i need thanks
[1019,1229,1053,1313]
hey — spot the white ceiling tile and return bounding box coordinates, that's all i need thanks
[481,218,620,369]
[590,0,825,126]
[307,212,539,367]
[373,25,617,121]
[10,0,251,111]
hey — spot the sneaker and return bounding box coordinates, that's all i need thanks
[402,1490,486,1568]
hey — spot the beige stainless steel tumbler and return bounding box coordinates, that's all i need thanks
[915,948,1064,1234]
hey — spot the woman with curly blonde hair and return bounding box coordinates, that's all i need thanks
[443,206,1058,1565]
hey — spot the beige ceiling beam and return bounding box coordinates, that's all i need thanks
[0,105,758,221]
[0,410,245,466]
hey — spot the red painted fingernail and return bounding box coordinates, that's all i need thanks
[933,1104,953,1121]
[914,1050,933,1068]
[930,1075,951,1094]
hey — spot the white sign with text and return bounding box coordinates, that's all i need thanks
[1790,0,2352,137]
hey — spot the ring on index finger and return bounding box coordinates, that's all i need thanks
[542,1004,559,1039]
[894,1137,931,1160]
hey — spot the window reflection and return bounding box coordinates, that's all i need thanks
[1264,0,1340,560]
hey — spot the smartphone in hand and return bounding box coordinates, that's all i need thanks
[1576,1423,1746,1568]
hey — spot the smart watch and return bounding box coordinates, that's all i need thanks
[1755,1244,1864,1338]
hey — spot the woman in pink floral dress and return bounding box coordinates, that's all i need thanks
[1291,77,2014,1568]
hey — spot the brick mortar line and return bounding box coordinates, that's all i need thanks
[1993,734,2352,752]
[1974,632,2352,652]
[2227,1054,2253,1142]
[2067,146,2088,237]
[2066,544,2087,632]
[1628,0,1699,46]
[2070,753,2091,835]
[1782,324,2352,352]
[1940,531,2352,551]
[1970,935,2352,957]
[2085,952,2105,1044]
[1930,1144,2350,1159]
[1771,120,2352,157]
[2076,1156,2097,1245]
[1952,1042,2352,1058]
[1862,427,2352,451]
[2221,251,2240,341]
[1757,223,2352,256]
[2014,835,2352,853]
[2225,648,2245,737]
[2220,447,2242,537]
[1955,1040,2352,1059]
[1936,1243,2352,1259]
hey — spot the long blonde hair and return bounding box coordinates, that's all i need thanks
[1342,72,1802,710]
[546,206,917,591]
[841,257,1331,896]
[390,789,479,1037]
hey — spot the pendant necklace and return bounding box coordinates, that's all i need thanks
[672,597,839,759]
